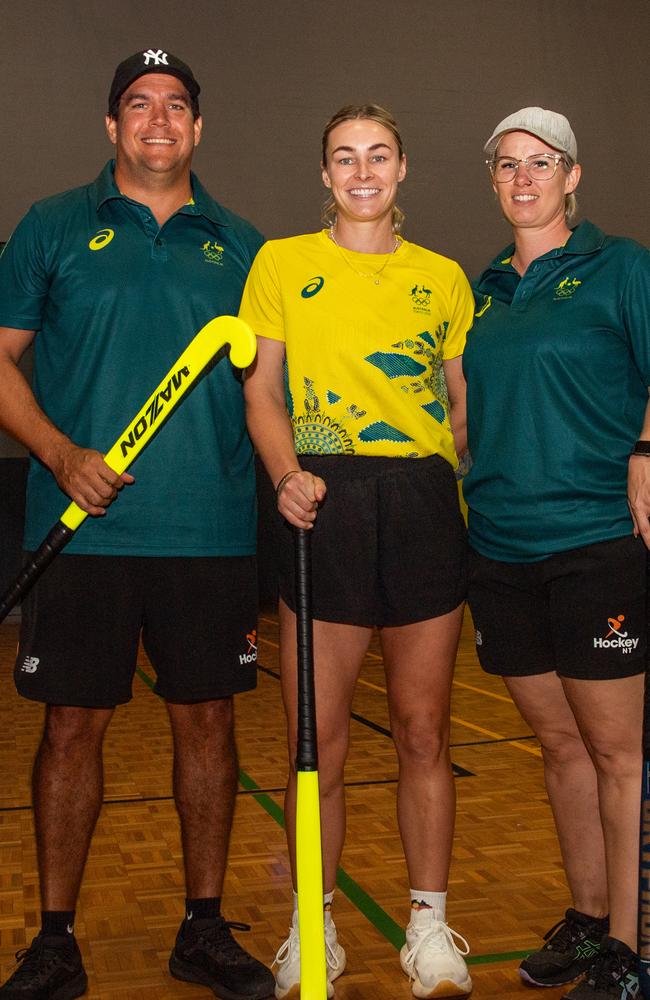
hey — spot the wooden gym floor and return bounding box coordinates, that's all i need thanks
[0,609,574,999]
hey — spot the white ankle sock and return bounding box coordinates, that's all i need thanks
[410,889,447,921]
[292,889,335,918]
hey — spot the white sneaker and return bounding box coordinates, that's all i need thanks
[273,910,346,999]
[400,909,472,998]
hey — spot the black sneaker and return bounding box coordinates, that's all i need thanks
[169,916,274,999]
[561,936,639,999]
[519,908,609,987]
[0,932,87,999]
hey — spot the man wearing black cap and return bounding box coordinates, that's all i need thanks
[0,50,273,999]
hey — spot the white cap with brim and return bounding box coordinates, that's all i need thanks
[484,107,577,162]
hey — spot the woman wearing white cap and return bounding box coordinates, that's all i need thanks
[463,107,650,1000]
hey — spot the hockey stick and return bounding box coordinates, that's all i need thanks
[0,315,256,624]
[640,657,650,998]
[294,527,328,998]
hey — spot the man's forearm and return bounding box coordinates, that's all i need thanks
[0,354,72,470]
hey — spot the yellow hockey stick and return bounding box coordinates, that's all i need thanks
[294,527,328,998]
[0,315,256,623]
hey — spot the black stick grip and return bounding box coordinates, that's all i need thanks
[295,528,318,772]
[0,521,74,624]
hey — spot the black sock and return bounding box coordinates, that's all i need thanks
[41,910,76,939]
[184,897,221,924]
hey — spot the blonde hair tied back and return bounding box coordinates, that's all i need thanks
[320,103,406,232]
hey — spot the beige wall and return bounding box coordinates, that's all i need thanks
[2,0,648,265]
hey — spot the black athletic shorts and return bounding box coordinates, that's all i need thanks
[278,454,467,628]
[467,534,647,680]
[15,554,258,707]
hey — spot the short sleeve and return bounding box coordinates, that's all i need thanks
[0,206,49,331]
[621,246,650,384]
[238,242,286,343]
[442,263,474,360]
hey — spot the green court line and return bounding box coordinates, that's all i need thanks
[136,665,533,967]
[467,949,532,966]
[237,768,285,826]
[136,665,155,690]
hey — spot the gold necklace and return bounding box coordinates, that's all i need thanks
[328,227,401,285]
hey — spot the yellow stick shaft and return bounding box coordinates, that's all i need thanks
[60,315,255,531]
[296,770,327,997]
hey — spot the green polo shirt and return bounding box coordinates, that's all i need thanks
[463,220,650,562]
[0,161,264,555]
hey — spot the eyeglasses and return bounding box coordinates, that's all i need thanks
[487,153,568,183]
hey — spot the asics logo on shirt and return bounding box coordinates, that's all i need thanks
[88,228,115,251]
[301,276,324,298]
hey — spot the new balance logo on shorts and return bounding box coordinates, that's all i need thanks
[593,613,639,652]
[239,630,258,665]
[21,656,40,673]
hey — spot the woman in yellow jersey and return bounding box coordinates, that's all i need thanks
[240,104,474,999]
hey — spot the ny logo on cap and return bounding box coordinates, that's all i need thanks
[142,48,169,66]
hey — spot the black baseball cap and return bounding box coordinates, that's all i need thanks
[108,48,200,113]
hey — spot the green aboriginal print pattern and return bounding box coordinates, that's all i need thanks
[387,325,450,411]
[292,376,355,453]
[293,412,355,454]
[293,319,450,454]
[358,421,414,443]
[364,352,427,378]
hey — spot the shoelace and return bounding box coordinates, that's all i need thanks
[273,920,342,972]
[273,924,299,967]
[403,921,470,979]
[10,938,73,985]
[324,926,342,972]
[541,915,583,952]
[192,919,252,964]
[587,948,633,990]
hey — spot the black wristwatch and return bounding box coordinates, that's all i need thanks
[631,440,650,456]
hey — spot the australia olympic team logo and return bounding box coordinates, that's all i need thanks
[301,276,325,299]
[202,241,224,265]
[410,284,432,314]
[88,228,115,251]
[554,275,582,300]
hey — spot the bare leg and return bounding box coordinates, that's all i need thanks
[381,605,464,890]
[167,698,238,899]
[279,598,372,893]
[563,673,644,949]
[33,705,114,910]
[505,673,608,918]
